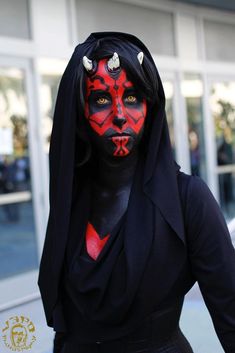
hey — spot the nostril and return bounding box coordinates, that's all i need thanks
[113,116,127,129]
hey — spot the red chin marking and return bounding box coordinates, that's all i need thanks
[111,136,130,157]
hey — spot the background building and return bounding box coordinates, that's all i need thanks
[0,0,235,312]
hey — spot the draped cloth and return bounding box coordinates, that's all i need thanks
[38,32,187,341]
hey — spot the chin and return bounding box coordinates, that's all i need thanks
[113,148,130,157]
[96,136,140,159]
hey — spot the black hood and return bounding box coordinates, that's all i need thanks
[38,32,185,328]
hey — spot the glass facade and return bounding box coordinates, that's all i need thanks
[38,58,67,154]
[182,74,206,180]
[204,20,235,62]
[0,67,38,279]
[76,0,176,55]
[210,82,235,220]
[40,74,60,153]
[163,80,176,156]
[0,0,31,39]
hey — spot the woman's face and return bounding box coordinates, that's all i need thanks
[84,58,147,158]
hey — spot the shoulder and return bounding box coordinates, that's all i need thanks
[177,171,217,209]
[177,171,231,246]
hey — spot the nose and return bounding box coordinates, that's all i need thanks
[113,115,127,129]
[113,102,127,129]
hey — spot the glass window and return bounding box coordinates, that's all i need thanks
[38,59,66,153]
[40,75,60,153]
[210,82,235,220]
[163,80,176,156]
[181,74,206,179]
[76,0,176,56]
[0,0,31,39]
[0,67,37,279]
[204,20,235,62]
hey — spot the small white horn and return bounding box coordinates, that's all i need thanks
[83,56,93,72]
[107,52,120,71]
[137,52,144,65]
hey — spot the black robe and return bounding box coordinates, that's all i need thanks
[38,32,235,352]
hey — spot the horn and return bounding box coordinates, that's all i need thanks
[107,52,120,71]
[83,56,93,72]
[137,52,144,65]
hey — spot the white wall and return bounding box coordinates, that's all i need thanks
[76,0,176,55]
[31,0,73,58]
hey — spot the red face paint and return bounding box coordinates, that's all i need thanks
[86,222,110,260]
[111,136,130,157]
[84,58,147,157]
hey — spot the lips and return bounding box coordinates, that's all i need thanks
[108,132,131,138]
[111,135,130,141]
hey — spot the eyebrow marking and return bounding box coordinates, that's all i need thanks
[88,75,110,90]
[123,80,133,89]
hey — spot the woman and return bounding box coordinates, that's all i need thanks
[38,32,235,353]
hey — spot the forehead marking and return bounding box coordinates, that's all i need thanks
[88,75,109,90]
[113,83,119,91]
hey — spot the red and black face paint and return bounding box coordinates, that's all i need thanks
[84,58,147,157]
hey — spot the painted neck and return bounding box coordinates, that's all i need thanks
[93,151,139,190]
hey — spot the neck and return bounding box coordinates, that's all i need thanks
[93,151,139,190]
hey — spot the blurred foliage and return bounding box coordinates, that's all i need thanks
[0,74,28,157]
[0,75,24,112]
[214,99,235,145]
[11,115,28,157]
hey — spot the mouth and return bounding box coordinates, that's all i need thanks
[108,132,131,138]
[108,135,131,142]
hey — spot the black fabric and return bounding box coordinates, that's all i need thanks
[63,323,193,353]
[53,332,67,353]
[63,330,193,353]
[38,32,235,352]
[61,301,193,352]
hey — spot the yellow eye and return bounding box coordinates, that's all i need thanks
[97,97,108,105]
[126,95,137,103]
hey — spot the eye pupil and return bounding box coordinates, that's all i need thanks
[97,97,107,104]
[127,95,136,102]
